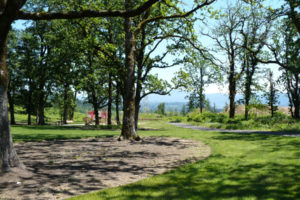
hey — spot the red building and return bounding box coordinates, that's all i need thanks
[87,110,107,124]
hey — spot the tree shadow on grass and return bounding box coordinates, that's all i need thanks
[212,132,273,141]
[94,157,300,200]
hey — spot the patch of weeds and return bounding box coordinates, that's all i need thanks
[48,160,55,165]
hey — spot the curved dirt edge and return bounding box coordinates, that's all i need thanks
[0,136,211,200]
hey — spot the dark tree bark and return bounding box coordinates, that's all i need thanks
[286,71,300,118]
[244,55,259,120]
[267,71,278,118]
[243,56,256,120]
[69,90,77,121]
[120,0,139,140]
[0,86,23,172]
[27,109,31,125]
[0,6,23,171]
[93,104,100,127]
[270,76,275,118]
[293,74,300,118]
[229,61,236,119]
[107,72,112,125]
[244,80,251,120]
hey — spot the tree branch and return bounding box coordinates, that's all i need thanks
[135,0,215,35]
[16,0,159,20]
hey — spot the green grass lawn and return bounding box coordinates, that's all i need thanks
[11,120,300,200]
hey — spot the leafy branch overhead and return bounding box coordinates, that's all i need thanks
[16,0,160,20]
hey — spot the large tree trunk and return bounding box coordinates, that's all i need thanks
[293,74,300,118]
[0,86,23,172]
[37,91,46,125]
[134,66,142,130]
[245,92,250,120]
[229,63,236,119]
[69,91,77,121]
[287,90,294,117]
[120,0,139,140]
[0,16,23,172]
[244,69,252,121]
[107,72,112,125]
[93,104,100,126]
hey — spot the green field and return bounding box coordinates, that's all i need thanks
[11,119,300,200]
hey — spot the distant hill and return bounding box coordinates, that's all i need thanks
[144,92,290,112]
[76,91,290,114]
[140,101,187,112]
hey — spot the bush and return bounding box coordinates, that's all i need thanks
[187,111,228,123]
[169,116,184,123]
[224,118,240,124]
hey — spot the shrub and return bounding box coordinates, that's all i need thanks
[186,111,228,123]
[169,116,184,123]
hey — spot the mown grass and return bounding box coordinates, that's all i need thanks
[12,120,297,200]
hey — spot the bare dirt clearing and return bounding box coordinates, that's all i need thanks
[0,136,210,200]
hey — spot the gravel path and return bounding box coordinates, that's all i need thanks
[170,123,300,137]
